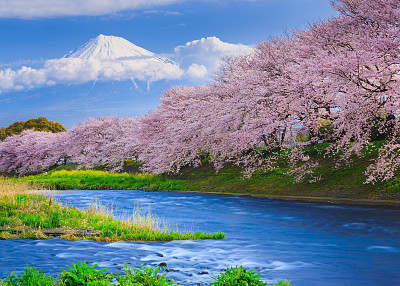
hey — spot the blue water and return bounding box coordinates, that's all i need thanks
[1,190,399,285]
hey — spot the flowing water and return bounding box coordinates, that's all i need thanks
[1,190,399,285]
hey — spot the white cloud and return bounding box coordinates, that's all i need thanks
[174,36,254,78]
[0,57,184,93]
[186,64,208,79]
[143,10,183,16]
[0,0,183,18]
[0,36,252,92]
[0,67,49,92]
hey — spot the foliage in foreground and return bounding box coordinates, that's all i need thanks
[114,264,179,286]
[211,266,269,286]
[59,261,112,286]
[0,177,224,242]
[0,262,290,286]
[0,265,56,286]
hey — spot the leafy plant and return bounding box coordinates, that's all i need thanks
[58,261,112,286]
[0,264,56,286]
[210,266,266,286]
[48,209,62,228]
[0,262,291,286]
[271,280,292,286]
[114,264,179,286]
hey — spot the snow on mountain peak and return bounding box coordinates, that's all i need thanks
[65,34,164,61]
[60,34,182,82]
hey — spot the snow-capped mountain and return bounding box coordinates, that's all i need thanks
[65,34,176,65]
[61,34,183,82]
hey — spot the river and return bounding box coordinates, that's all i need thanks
[1,190,399,285]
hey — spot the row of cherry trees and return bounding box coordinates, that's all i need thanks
[1,0,400,183]
[138,0,400,183]
[0,117,140,174]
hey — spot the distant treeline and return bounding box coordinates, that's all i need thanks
[0,117,66,140]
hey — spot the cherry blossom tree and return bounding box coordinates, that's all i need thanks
[294,0,400,180]
[137,85,217,173]
[0,117,140,174]
[137,0,400,182]
[207,0,400,181]
[2,0,400,184]
[136,35,312,176]
[64,116,140,170]
[0,130,62,174]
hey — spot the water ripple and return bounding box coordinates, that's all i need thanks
[0,190,399,285]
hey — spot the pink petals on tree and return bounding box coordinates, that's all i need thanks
[1,0,400,183]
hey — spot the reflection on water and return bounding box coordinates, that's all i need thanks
[1,190,399,285]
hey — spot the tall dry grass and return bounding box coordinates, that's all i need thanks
[0,177,31,195]
[0,178,41,231]
[0,177,43,210]
[0,176,49,196]
[85,199,163,233]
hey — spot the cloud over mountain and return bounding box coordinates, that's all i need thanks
[0,35,253,93]
[0,35,183,93]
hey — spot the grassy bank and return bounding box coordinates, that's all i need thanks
[27,169,185,191]
[0,261,291,286]
[25,154,400,201]
[0,177,224,241]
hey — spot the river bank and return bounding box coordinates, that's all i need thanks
[25,156,400,204]
[0,178,224,241]
[7,188,397,286]
[173,190,400,209]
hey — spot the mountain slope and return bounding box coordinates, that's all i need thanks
[65,34,176,65]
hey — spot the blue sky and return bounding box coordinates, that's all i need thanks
[0,0,336,129]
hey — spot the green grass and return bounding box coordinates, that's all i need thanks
[27,169,185,191]
[26,161,399,201]
[0,264,57,286]
[21,141,400,201]
[160,141,399,201]
[0,262,290,286]
[0,177,225,242]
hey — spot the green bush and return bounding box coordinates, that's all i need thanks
[58,261,112,286]
[210,266,291,286]
[0,117,66,140]
[0,262,290,286]
[271,280,292,286]
[114,264,179,286]
[210,266,267,286]
[0,265,56,286]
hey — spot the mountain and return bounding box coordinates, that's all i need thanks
[0,34,187,129]
[65,34,176,65]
